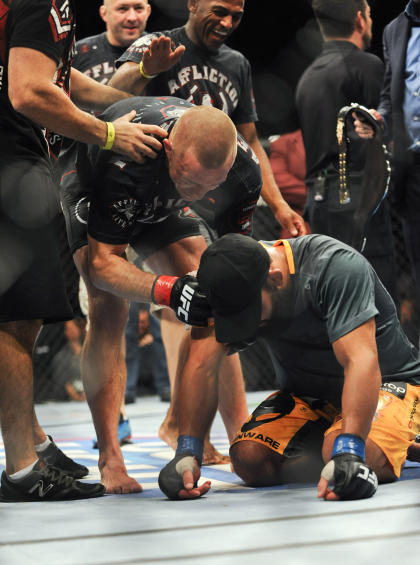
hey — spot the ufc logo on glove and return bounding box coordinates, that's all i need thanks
[177,284,194,322]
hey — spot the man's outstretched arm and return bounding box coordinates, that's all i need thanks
[8,48,166,163]
[88,237,211,327]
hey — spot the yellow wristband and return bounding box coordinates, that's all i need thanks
[139,59,157,80]
[102,121,115,150]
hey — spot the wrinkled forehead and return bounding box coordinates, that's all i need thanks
[106,0,149,8]
[196,0,245,13]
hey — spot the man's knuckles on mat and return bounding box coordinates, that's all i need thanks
[158,454,211,500]
[319,454,378,500]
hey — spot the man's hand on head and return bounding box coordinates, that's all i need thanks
[110,110,167,163]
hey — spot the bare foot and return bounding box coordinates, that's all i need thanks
[203,440,230,466]
[159,421,229,465]
[158,418,177,451]
[99,459,143,494]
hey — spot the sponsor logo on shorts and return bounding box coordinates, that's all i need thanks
[234,431,281,450]
[373,393,393,421]
[240,392,296,432]
[75,197,89,225]
[408,396,418,430]
[110,198,138,228]
[380,381,407,400]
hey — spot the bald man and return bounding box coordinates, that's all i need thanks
[80,95,262,496]
[72,0,151,85]
[59,0,156,494]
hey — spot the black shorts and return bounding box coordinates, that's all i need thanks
[60,153,90,254]
[60,162,216,261]
[0,159,73,323]
[130,207,215,262]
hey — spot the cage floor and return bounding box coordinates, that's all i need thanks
[1,391,419,565]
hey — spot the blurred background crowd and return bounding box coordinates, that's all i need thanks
[34,0,416,403]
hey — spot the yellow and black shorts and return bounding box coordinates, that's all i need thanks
[232,383,420,477]
[326,382,420,477]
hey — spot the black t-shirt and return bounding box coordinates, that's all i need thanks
[81,96,261,245]
[259,235,420,405]
[295,41,384,179]
[72,32,128,84]
[0,0,75,162]
[116,26,257,125]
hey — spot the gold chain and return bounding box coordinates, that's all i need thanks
[336,116,350,205]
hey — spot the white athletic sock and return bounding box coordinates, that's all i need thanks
[35,436,52,453]
[8,459,38,481]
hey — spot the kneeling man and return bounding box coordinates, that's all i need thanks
[191,233,420,500]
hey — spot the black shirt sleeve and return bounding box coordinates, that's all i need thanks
[10,0,74,65]
[213,137,262,236]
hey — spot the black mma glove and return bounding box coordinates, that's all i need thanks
[158,453,198,500]
[321,434,378,500]
[158,436,203,500]
[151,275,212,326]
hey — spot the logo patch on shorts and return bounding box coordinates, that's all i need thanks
[380,381,407,400]
[75,197,89,225]
[373,393,393,422]
[109,198,138,228]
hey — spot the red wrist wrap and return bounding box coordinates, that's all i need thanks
[151,275,178,307]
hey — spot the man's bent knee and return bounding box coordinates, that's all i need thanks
[230,441,285,486]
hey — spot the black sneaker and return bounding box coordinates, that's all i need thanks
[38,436,88,479]
[0,461,105,502]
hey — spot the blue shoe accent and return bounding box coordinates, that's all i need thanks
[92,419,133,449]
[118,419,133,446]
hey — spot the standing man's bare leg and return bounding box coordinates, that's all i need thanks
[74,247,141,493]
[158,310,188,448]
[0,320,41,474]
[32,408,48,445]
[159,314,245,462]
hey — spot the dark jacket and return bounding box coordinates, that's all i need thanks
[378,12,413,191]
